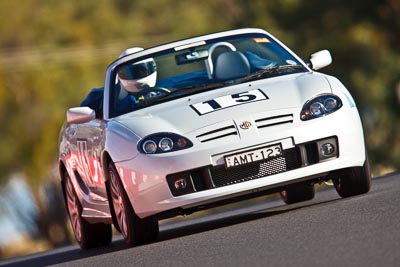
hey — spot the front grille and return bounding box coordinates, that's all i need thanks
[210,147,301,187]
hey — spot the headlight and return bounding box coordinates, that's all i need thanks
[300,94,342,121]
[142,140,158,154]
[138,133,193,154]
[159,137,173,152]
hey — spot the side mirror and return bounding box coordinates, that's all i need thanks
[309,50,332,70]
[67,107,95,124]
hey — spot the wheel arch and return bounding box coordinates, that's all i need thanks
[100,151,113,182]
[100,150,114,210]
[100,150,141,214]
[58,160,67,182]
[58,160,68,201]
[100,151,121,232]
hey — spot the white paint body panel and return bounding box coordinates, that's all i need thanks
[58,28,366,222]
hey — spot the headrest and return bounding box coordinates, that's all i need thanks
[213,51,251,81]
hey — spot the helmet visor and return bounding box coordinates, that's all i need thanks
[118,60,157,80]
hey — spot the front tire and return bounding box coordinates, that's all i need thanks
[333,156,371,198]
[280,183,315,204]
[108,161,159,246]
[63,171,112,249]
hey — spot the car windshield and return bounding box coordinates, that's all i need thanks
[109,33,307,118]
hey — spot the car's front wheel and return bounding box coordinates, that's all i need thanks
[108,161,159,246]
[332,156,371,198]
[280,183,315,204]
[63,171,112,249]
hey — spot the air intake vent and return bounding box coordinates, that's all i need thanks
[197,125,238,143]
[255,114,293,129]
[209,147,301,187]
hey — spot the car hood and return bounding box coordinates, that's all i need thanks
[113,72,331,138]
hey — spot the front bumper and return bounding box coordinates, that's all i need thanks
[114,106,365,219]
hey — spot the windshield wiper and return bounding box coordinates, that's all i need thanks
[239,64,306,82]
[150,82,229,102]
[172,82,229,95]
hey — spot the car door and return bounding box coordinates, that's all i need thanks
[70,119,108,200]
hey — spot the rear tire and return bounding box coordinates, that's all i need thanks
[63,171,112,249]
[333,156,371,198]
[108,161,158,246]
[280,183,315,204]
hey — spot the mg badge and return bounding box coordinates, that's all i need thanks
[239,121,252,130]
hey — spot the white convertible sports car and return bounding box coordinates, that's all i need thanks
[58,28,371,249]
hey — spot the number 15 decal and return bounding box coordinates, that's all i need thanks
[191,89,268,115]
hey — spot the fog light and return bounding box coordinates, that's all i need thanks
[174,178,187,190]
[167,173,196,196]
[320,143,335,156]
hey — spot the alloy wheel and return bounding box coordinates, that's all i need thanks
[65,178,82,242]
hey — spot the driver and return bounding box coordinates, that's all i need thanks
[117,57,157,96]
[80,47,158,118]
[112,51,160,116]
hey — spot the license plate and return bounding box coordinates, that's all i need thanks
[224,144,283,169]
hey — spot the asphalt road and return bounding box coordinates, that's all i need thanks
[2,172,400,267]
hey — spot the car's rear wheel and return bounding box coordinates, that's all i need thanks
[332,156,371,198]
[63,171,112,249]
[280,183,315,204]
[108,161,159,246]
